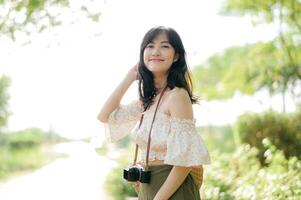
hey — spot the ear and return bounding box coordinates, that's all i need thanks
[173,53,179,62]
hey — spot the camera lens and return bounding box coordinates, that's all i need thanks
[127,167,141,181]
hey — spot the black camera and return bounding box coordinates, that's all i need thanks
[123,164,151,183]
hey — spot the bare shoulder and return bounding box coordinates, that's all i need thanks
[169,86,189,97]
[167,87,193,119]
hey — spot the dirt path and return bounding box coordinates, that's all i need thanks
[0,141,115,200]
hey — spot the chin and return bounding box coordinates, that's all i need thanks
[147,67,163,72]
[147,64,167,71]
[149,70,168,77]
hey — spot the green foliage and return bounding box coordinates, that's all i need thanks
[81,5,101,22]
[0,0,101,40]
[0,0,68,40]
[0,127,67,180]
[193,0,301,104]
[0,146,44,179]
[220,0,301,31]
[193,45,254,100]
[193,40,301,101]
[198,125,236,153]
[5,128,46,149]
[236,107,301,164]
[95,143,109,155]
[104,150,137,200]
[0,75,11,133]
[202,141,301,200]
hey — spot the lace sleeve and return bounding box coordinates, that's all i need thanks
[164,117,211,166]
[104,100,143,142]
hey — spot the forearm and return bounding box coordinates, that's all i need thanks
[98,76,134,122]
[154,166,192,200]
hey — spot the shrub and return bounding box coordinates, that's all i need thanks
[5,128,45,149]
[236,108,301,164]
[0,146,45,179]
[104,154,137,200]
[202,139,301,200]
[198,125,236,153]
[0,127,64,180]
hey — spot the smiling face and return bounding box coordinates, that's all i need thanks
[143,32,178,75]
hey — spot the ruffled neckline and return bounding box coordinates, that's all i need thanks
[142,109,196,124]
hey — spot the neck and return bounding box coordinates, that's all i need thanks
[154,75,167,93]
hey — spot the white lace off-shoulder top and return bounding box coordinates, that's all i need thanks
[104,99,211,166]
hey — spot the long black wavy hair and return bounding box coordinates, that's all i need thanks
[137,26,199,110]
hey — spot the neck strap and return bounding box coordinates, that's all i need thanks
[133,85,168,169]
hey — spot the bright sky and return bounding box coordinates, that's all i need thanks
[0,0,294,140]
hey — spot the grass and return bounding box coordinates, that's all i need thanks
[0,144,67,181]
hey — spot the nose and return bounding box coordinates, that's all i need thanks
[151,46,161,56]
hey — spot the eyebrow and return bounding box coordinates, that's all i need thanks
[149,40,171,44]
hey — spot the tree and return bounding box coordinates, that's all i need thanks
[193,0,301,112]
[0,0,102,40]
[221,0,301,112]
[193,45,254,100]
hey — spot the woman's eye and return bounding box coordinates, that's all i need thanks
[146,44,154,48]
[162,45,170,48]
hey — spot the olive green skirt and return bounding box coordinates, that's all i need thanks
[138,165,200,200]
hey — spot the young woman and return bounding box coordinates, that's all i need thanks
[98,26,210,200]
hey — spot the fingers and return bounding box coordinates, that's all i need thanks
[131,182,139,188]
[131,182,139,187]
[131,182,140,194]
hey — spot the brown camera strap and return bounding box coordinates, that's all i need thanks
[133,85,168,170]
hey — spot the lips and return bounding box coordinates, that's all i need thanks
[149,58,164,62]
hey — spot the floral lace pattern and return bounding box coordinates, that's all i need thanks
[104,100,211,166]
[104,100,143,142]
[165,116,211,165]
